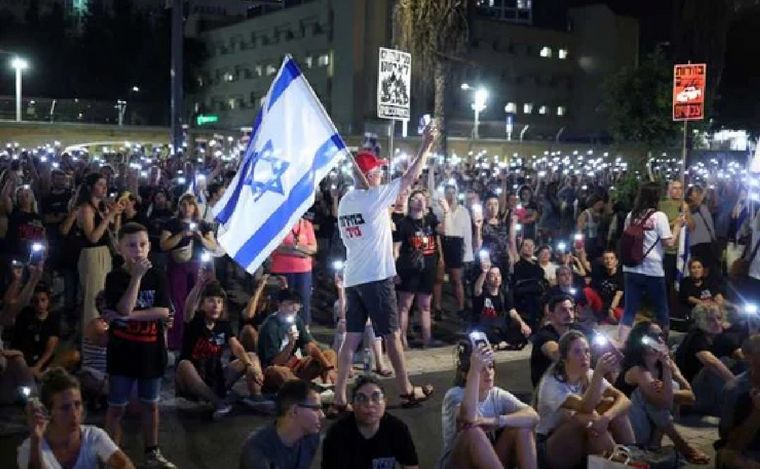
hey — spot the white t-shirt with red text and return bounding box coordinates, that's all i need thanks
[338,179,401,288]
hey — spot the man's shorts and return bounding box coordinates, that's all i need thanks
[345,278,399,336]
[108,375,162,407]
[441,236,465,269]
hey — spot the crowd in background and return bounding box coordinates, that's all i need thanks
[0,136,758,469]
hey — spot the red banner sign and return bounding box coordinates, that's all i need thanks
[673,63,706,121]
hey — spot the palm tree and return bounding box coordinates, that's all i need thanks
[394,0,469,156]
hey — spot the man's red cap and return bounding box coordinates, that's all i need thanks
[355,150,388,175]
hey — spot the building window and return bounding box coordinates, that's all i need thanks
[505,102,517,114]
[557,106,566,116]
[304,56,313,68]
[224,72,234,82]
[255,65,263,77]
[523,103,533,114]
[540,46,552,58]
[228,98,237,110]
[539,105,548,115]
[266,64,277,76]
[318,53,330,67]
[558,48,568,59]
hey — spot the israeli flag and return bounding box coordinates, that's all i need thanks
[213,55,348,273]
[675,225,690,291]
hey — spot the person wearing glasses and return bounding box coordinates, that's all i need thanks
[239,379,323,469]
[321,375,419,469]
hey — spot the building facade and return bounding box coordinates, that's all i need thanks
[191,0,638,142]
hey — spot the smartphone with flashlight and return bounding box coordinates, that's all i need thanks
[29,243,45,265]
[18,386,48,418]
[478,249,491,265]
[573,233,584,251]
[469,331,491,351]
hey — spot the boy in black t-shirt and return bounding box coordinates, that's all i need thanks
[10,284,60,379]
[103,222,176,469]
[322,375,419,469]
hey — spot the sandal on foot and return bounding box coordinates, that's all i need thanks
[325,403,353,419]
[682,446,710,465]
[374,368,393,377]
[399,384,434,408]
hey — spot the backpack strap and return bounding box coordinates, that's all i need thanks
[638,210,660,261]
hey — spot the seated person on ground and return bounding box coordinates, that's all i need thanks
[713,306,756,370]
[675,303,738,416]
[587,250,624,324]
[238,273,278,353]
[78,312,109,406]
[176,281,268,420]
[530,294,591,388]
[257,289,337,393]
[322,375,419,469]
[472,261,531,350]
[543,266,588,322]
[678,257,725,314]
[535,330,635,469]
[439,340,538,469]
[17,367,134,469]
[717,334,760,469]
[239,379,323,469]
[10,284,61,380]
[616,321,709,464]
[1,259,44,334]
[0,346,35,406]
[512,239,548,331]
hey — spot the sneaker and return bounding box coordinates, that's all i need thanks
[143,449,177,469]
[241,396,275,415]
[211,402,233,421]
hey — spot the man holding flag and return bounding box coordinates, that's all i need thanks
[331,124,438,414]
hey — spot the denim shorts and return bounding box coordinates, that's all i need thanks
[108,374,162,406]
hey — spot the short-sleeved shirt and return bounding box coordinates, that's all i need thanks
[17,425,119,469]
[104,266,170,378]
[688,205,716,246]
[162,218,213,259]
[590,266,624,308]
[536,369,611,435]
[712,323,747,361]
[146,207,173,253]
[10,309,60,368]
[270,219,316,274]
[321,413,418,469]
[674,327,712,382]
[180,315,235,397]
[622,210,673,277]
[393,212,440,268]
[530,324,592,387]
[440,386,529,463]
[256,313,313,367]
[5,209,46,259]
[657,199,681,255]
[678,277,722,307]
[717,371,760,451]
[239,423,319,469]
[338,179,401,288]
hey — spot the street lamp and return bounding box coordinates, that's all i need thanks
[471,88,488,139]
[10,57,28,122]
[115,99,127,126]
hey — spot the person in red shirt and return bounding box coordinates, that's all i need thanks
[269,218,317,325]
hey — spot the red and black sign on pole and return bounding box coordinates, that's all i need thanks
[672,63,706,121]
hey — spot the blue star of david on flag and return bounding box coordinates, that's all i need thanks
[243,140,290,202]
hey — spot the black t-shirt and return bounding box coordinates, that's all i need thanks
[712,322,747,361]
[104,266,170,378]
[675,327,713,382]
[180,315,235,397]
[678,277,723,308]
[6,209,46,259]
[543,284,587,309]
[530,324,591,387]
[472,289,513,324]
[146,207,173,253]
[162,217,213,259]
[393,213,440,269]
[321,413,418,469]
[42,189,71,218]
[10,308,60,367]
[590,266,624,308]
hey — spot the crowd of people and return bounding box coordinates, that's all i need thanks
[0,131,758,469]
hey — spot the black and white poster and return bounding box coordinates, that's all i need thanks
[377,47,411,120]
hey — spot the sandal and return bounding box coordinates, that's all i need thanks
[682,445,710,465]
[374,368,393,378]
[399,384,434,408]
[325,402,353,419]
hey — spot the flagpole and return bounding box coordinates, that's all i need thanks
[283,54,371,190]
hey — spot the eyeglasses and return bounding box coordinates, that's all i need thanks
[353,391,384,405]
[647,332,665,341]
[296,402,322,411]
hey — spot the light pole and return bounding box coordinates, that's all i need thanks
[10,57,28,122]
[116,99,127,126]
[471,88,488,139]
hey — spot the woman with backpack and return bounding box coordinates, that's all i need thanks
[618,182,685,343]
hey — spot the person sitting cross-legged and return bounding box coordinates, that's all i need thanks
[472,261,531,351]
[439,340,539,469]
[175,281,269,420]
[322,375,419,469]
[257,289,337,393]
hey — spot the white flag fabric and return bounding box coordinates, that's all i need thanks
[675,225,689,291]
[213,56,348,273]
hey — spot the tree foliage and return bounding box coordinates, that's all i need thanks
[604,51,680,149]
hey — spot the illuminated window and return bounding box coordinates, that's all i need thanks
[228,98,236,110]
[255,65,263,77]
[318,53,330,67]
[505,102,517,114]
[523,103,533,114]
[539,105,547,115]
[557,106,566,116]
[266,65,277,76]
[540,46,552,58]
[304,56,313,68]
[224,73,234,82]
[558,48,568,59]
